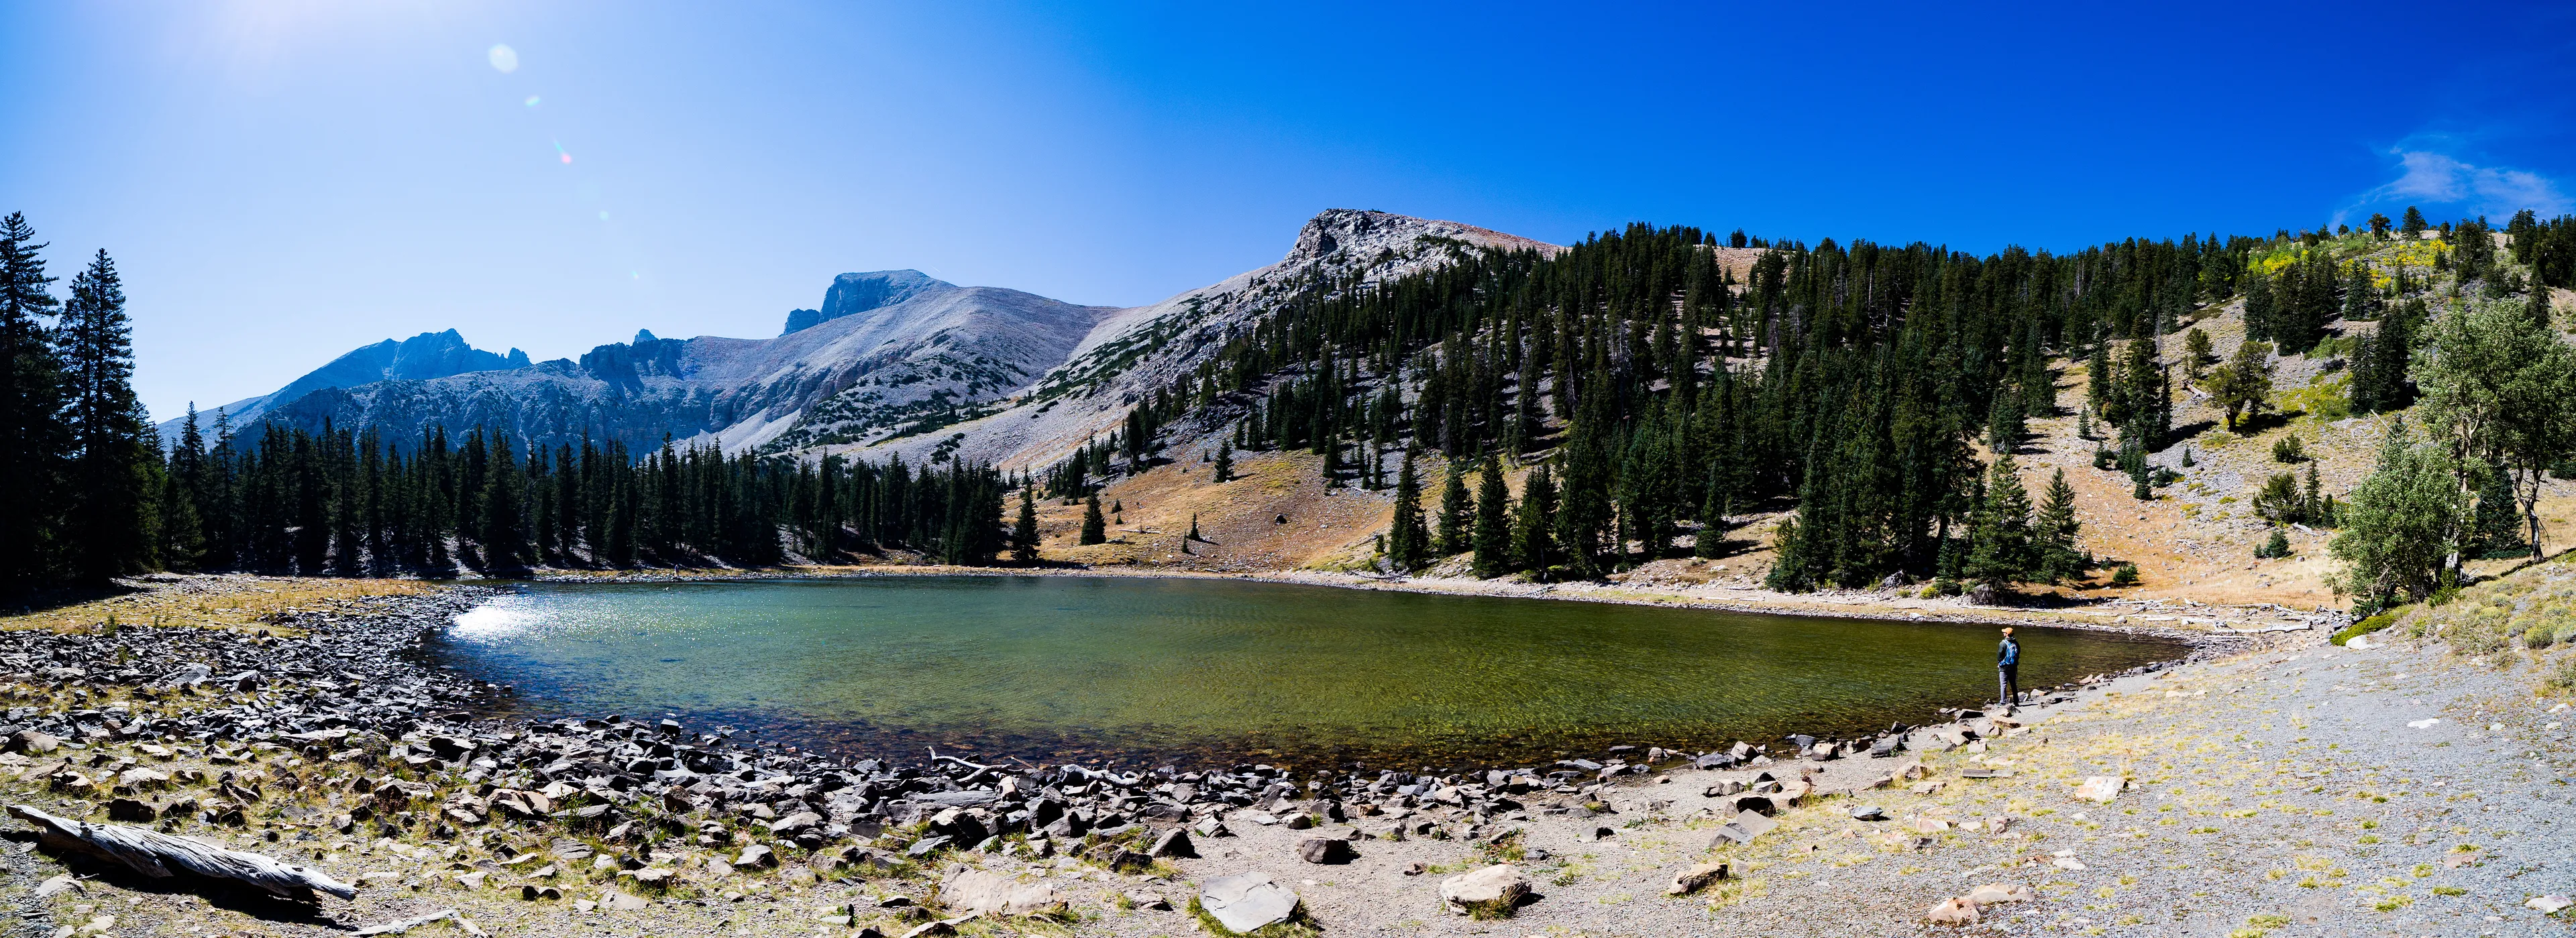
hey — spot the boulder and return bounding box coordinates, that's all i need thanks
[105,798,156,823]
[1439,864,1529,916]
[7,730,60,755]
[1197,872,1299,933]
[1925,896,1980,925]
[1148,827,1197,858]
[938,869,1067,919]
[735,843,775,868]
[1849,805,1888,821]
[2527,894,2573,915]
[1665,862,1728,896]
[1295,836,1354,864]
[2074,776,2124,803]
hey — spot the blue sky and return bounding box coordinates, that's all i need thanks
[5,1,2573,421]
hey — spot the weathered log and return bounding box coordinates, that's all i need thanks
[6,804,356,901]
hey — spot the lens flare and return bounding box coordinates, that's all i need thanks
[553,141,572,165]
[488,44,519,73]
[524,95,541,108]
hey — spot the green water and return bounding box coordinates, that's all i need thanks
[434,576,2184,770]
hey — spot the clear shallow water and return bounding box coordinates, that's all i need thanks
[433,577,2186,771]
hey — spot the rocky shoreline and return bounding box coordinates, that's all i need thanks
[7,574,2522,937]
[0,576,2226,856]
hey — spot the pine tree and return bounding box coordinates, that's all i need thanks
[58,249,155,582]
[1010,487,1039,562]
[1388,451,1429,570]
[1213,438,1233,483]
[1471,461,1510,577]
[1079,493,1107,545]
[1435,462,1472,556]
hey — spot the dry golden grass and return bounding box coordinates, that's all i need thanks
[0,575,435,635]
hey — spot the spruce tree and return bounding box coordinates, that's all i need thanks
[1079,493,1107,545]
[1471,461,1510,577]
[1515,465,1557,572]
[58,249,155,582]
[1011,487,1040,562]
[2032,468,2083,581]
[1388,451,1428,570]
[1435,462,1472,556]
[478,434,527,571]
[1213,438,1233,482]
[1963,455,2035,588]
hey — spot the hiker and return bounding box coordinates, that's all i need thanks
[1997,626,2021,707]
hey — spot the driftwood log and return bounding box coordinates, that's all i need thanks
[7,805,357,901]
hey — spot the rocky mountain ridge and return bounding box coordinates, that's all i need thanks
[175,210,1556,465]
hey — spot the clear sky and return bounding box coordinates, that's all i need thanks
[5,1,2573,422]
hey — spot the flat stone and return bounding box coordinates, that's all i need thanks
[1707,809,1778,846]
[1966,883,2037,906]
[939,869,1067,918]
[1198,872,1299,934]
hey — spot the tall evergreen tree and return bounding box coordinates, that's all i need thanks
[1514,465,1558,573]
[1470,461,1511,577]
[2032,468,2084,581]
[1435,462,1472,556]
[1963,455,2035,589]
[1078,493,1106,546]
[1011,487,1040,561]
[57,249,154,582]
[1388,451,1429,571]
[0,213,63,590]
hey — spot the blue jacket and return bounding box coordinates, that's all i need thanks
[1998,638,2020,667]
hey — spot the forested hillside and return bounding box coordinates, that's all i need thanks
[5,206,2573,607]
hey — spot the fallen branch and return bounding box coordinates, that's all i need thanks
[6,805,357,901]
[926,747,1000,772]
[353,908,460,936]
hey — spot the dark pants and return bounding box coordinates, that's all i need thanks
[1998,664,2019,706]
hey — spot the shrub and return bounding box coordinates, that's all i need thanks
[2110,563,2139,586]
[2332,612,2397,646]
[2273,435,2306,463]
[2255,528,2292,559]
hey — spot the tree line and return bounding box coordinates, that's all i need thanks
[1,212,1009,592]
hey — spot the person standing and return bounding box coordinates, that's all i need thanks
[1996,627,2021,708]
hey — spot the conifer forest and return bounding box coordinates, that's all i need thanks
[7,207,2575,613]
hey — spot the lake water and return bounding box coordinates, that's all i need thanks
[433,576,2186,771]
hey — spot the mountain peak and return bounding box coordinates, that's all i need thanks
[784,270,957,335]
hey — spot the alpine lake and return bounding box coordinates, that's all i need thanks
[433,576,2186,772]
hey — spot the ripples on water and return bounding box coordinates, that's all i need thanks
[432,577,2186,771]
